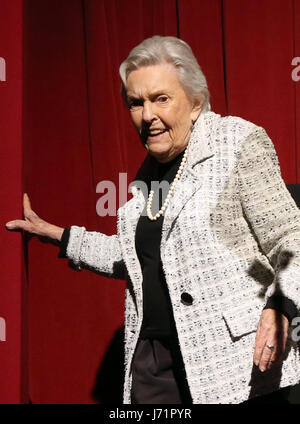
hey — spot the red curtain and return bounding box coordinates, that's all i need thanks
[178,0,300,183]
[1,0,300,403]
[0,0,27,404]
[23,0,178,404]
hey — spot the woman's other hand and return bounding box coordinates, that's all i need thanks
[253,308,289,372]
[5,193,64,242]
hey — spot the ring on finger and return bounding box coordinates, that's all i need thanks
[266,344,275,350]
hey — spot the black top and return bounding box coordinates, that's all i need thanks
[135,150,186,338]
[58,150,298,329]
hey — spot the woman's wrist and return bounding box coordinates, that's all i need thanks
[41,223,64,241]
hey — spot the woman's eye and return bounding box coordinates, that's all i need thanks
[129,99,143,109]
[157,96,168,103]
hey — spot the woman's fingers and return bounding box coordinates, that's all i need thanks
[253,329,270,371]
[6,219,31,231]
[6,217,44,235]
[260,342,276,372]
[256,341,281,372]
[266,331,287,369]
[23,193,39,220]
[6,193,41,233]
[23,193,32,213]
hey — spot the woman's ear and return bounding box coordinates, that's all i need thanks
[191,99,203,122]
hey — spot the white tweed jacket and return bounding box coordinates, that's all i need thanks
[66,111,300,404]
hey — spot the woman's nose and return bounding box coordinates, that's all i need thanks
[142,101,155,123]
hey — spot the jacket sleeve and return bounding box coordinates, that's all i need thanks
[237,126,300,315]
[58,228,70,258]
[61,225,126,280]
[263,295,298,323]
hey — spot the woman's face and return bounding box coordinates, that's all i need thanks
[126,63,202,163]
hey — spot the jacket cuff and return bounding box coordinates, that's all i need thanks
[263,295,298,324]
[58,228,70,258]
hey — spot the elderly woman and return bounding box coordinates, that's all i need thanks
[6,36,300,404]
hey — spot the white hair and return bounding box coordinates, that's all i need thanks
[119,35,211,112]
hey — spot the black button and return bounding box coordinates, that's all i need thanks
[181,292,193,306]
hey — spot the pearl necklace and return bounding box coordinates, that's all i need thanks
[146,146,188,221]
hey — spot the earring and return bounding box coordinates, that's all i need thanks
[190,120,195,132]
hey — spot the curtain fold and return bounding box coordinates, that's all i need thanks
[178,0,227,115]
[0,0,25,404]
[223,0,296,183]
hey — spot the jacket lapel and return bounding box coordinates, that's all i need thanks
[162,111,215,239]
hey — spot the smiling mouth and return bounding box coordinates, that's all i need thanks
[146,129,168,140]
[140,127,168,144]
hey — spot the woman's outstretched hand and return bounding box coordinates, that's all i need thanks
[5,193,64,242]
